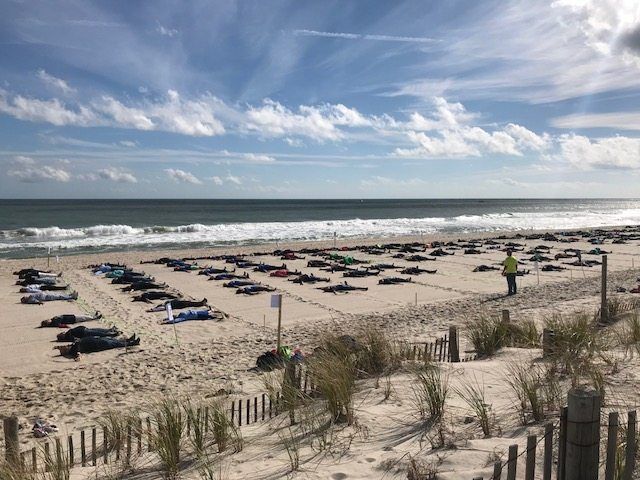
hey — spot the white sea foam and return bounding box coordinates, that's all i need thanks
[2,208,640,252]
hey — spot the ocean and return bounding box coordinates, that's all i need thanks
[1,199,639,259]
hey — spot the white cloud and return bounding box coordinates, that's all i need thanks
[0,89,225,137]
[164,168,202,184]
[156,23,178,37]
[555,134,640,169]
[8,157,71,183]
[37,69,75,94]
[292,29,437,44]
[119,140,137,147]
[210,176,223,186]
[93,96,154,130]
[551,111,640,131]
[97,167,137,183]
[225,173,242,185]
[245,99,344,141]
[389,0,640,104]
[0,90,96,126]
[241,153,276,163]
[393,97,548,158]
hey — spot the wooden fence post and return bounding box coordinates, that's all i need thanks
[622,410,637,480]
[565,388,601,480]
[543,423,553,480]
[558,406,568,480]
[525,434,536,480]
[604,412,619,480]
[493,460,502,479]
[506,444,518,480]
[542,329,555,357]
[601,255,608,323]
[3,416,20,467]
[449,326,460,362]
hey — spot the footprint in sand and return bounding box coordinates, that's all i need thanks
[331,474,348,480]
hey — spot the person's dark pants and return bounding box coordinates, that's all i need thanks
[506,273,517,295]
[77,337,132,353]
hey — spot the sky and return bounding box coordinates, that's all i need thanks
[1,0,640,199]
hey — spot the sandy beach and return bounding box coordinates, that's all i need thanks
[1,226,640,479]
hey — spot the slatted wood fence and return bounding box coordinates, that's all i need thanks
[3,328,472,473]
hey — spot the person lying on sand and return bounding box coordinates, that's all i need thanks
[429,248,453,257]
[147,298,208,312]
[131,291,178,302]
[207,272,250,281]
[318,282,368,294]
[55,334,140,360]
[289,274,330,284]
[21,292,78,305]
[121,281,166,292]
[542,265,566,272]
[41,311,102,327]
[343,269,381,278]
[253,263,287,273]
[14,269,57,278]
[235,285,276,295]
[307,260,331,268]
[20,284,69,293]
[378,277,412,285]
[406,254,436,262]
[199,267,235,275]
[269,269,302,278]
[223,279,256,288]
[370,263,399,270]
[161,309,217,324]
[473,265,500,272]
[16,276,60,287]
[400,266,437,275]
[57,326,121,341]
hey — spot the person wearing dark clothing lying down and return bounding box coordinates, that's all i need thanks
[14,269,56,278]
[41,311,102,327]
[20,284,70,293]
[319,282,368,293]
[473,265,500,272]
[161,309,215,324]
[235,285,276,295]
[132,291,178,302]
[57,326,121,341]
[55,335,140,360]
[17,277,59,287]
[147,298,209,312]
[121,281,165,292]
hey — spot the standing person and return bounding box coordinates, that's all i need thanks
[502,249,518,296]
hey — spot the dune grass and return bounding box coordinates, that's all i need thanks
[150,397,185,479]
[455,376,492,436]
[412,364,449,421]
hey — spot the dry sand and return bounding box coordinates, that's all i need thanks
[1,227,639,478]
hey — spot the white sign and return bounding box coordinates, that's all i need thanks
[270,294,282,308]
[165,303,174,322]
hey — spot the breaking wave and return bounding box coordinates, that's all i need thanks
[2,207,640,255]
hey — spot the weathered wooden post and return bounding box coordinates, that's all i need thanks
[542,329,555,357]
[3,416,20,467]
[601,255,608,324]
[449,326,460,362]
[623,411,637,480]
[604,412,619,480]
[565,388,601,480]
